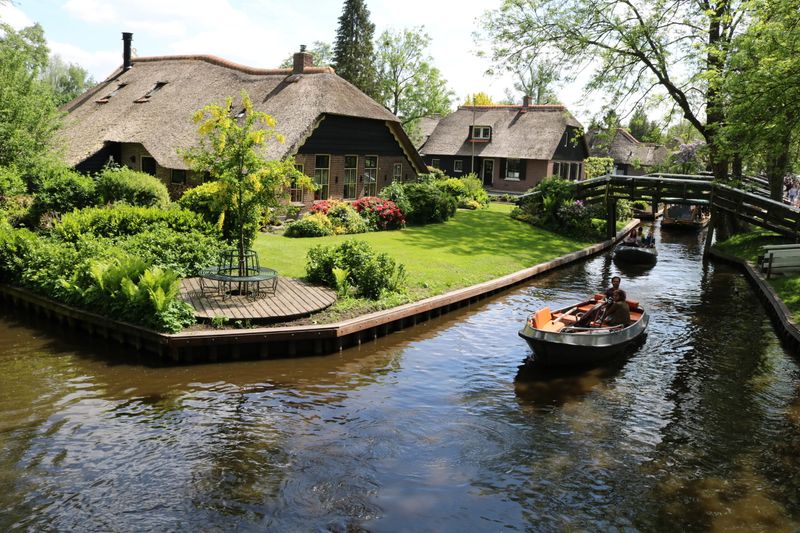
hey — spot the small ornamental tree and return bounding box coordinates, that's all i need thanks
[182,90,311,271]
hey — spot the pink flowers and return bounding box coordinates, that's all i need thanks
[352,196,405,230]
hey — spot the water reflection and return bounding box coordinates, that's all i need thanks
[1,222,799,531]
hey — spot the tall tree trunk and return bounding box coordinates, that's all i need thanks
[766,139,791,201]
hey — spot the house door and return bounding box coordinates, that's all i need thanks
[482,159,494,186]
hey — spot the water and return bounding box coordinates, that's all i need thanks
[1,223,799,532]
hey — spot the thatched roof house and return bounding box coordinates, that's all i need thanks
[419,98,589,193]
[60,34,426,203]
[588,128,670,175]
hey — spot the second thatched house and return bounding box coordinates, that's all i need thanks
[59,33,426,204]
[588,128,670,176]
[419,98,589,193]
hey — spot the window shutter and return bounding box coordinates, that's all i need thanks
[467,126,473,141]
[500,159,507,180]
[519,160,527,181]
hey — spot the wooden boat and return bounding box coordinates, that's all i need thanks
[613,244,657,265]
[632,205,664,220]
[519,295,648,367]
[661,204,710,229]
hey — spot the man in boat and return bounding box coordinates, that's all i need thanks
[601,289,631,327]
[643,227,655,247]
[604,276,621,297]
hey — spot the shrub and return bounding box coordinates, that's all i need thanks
[53,204,216,242]
[284,213,334,237]
[96,166,170,208]
[352,196,405,231]
[309,200,334,215]
[306,239,405,299]
[436,177,468,199]
[1,194,33,227]
[0,166,25,197]
[327,201,368,234]
[616,199,633,221]
[462,199,483,210]
[378,181,412,215]
[584,157,615,179]
[459,174,490,207]
[403,182,457,225]
[178,181,224,225]
[118,226,223,277]
[29,169,96,224]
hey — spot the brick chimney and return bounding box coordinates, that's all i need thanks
[293,44,314,74]
[122,32,133,71]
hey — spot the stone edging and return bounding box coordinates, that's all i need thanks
[709,248,800,352]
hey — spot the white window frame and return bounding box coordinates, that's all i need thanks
[453,160,463,173]
[344,155,358,200]
[472,126,491,140]
[290,163,304,202]
[505,158,521,180]
[392,162,402,181]
[364,155,378,197]
[314,154,330,200]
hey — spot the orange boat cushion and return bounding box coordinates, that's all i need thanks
[540,320,566,332]
[629,311,642,322]
[626,300,639,310]
[534,307,552,329]
[594,294,605,301]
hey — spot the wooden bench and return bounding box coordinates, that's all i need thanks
[759,244,800,279]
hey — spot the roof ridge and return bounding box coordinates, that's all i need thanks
[131,55,336,76]
[458,104,566,111]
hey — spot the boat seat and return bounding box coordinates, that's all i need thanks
[577,304,595,312]
[533,307,552,329]
[629,311,642,322]
[594,294,605,301]
[626,299,639,309]
[540,320,566,332]
[555,313,578,324]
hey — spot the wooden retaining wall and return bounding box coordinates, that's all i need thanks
[0,221,638,363]
[708,249,800,353]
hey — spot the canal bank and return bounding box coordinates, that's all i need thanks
[709,248,800,352]
[0,221,639,363]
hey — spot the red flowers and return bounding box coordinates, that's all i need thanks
[352,196,405,230]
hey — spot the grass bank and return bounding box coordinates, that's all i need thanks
[713,229,800,322]
[253,203,593,321]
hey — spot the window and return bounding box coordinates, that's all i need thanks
[314,155,330,200]
[344,156,358,199]
[552,162,560,177]
[506,159,521,180]
[393,162,402,181]
[364,156,378,196]
[472,126,491,140]
[431,158,440,168]
[553,160,581,180]
[171,169,187,184]
[135,81,167,103]
[453,159,463,173]
[141,156,156,176]
[290,164,304,202]
[563,129,570,147]
[96,83,127,103]
[570,163,582,180]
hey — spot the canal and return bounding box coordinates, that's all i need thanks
[1,223,799,531]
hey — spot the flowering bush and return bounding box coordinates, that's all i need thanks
[284,213,334,237]
[327,201,367,234]
[309,199,335,215]
[353,196,405,231]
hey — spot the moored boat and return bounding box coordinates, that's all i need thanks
[519,295,648,367]
[661,204,710,229]
[613,244,657,265]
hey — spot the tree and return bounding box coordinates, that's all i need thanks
[375,27,453,125]
[508,55,560,104]
[463,92,494,106]
[482,0,747,182]
[720,0,800,198]
[0,23,61,174]
[627,107,662,144]
[333,0,379,98]
[43,54,96,107]
[182,90,310,268]
[279,41,334,69]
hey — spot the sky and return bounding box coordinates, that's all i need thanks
[0,0,596,123]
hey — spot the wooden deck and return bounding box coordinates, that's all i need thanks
[179,277,336,321]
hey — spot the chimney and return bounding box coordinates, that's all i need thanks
[293,44,314,74]
[122,32,133,71]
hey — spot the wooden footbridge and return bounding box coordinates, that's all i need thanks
[568,173,800,246]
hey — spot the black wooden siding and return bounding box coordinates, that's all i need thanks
[553,126,588,161]
[297,115,406,156]
[423,155,528,181]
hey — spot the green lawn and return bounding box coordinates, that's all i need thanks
[713,228,800,322]
[252,203,592,317]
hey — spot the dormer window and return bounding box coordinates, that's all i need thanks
[135,82,167,103]
[472,126,491,141]
[96,83,127,104]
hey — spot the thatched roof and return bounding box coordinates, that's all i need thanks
[59,55,425,171]
[419,105,584,160]
[590,128,670,167]
[413,116,442,148]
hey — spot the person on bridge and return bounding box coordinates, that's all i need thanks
[602,289,630,327]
